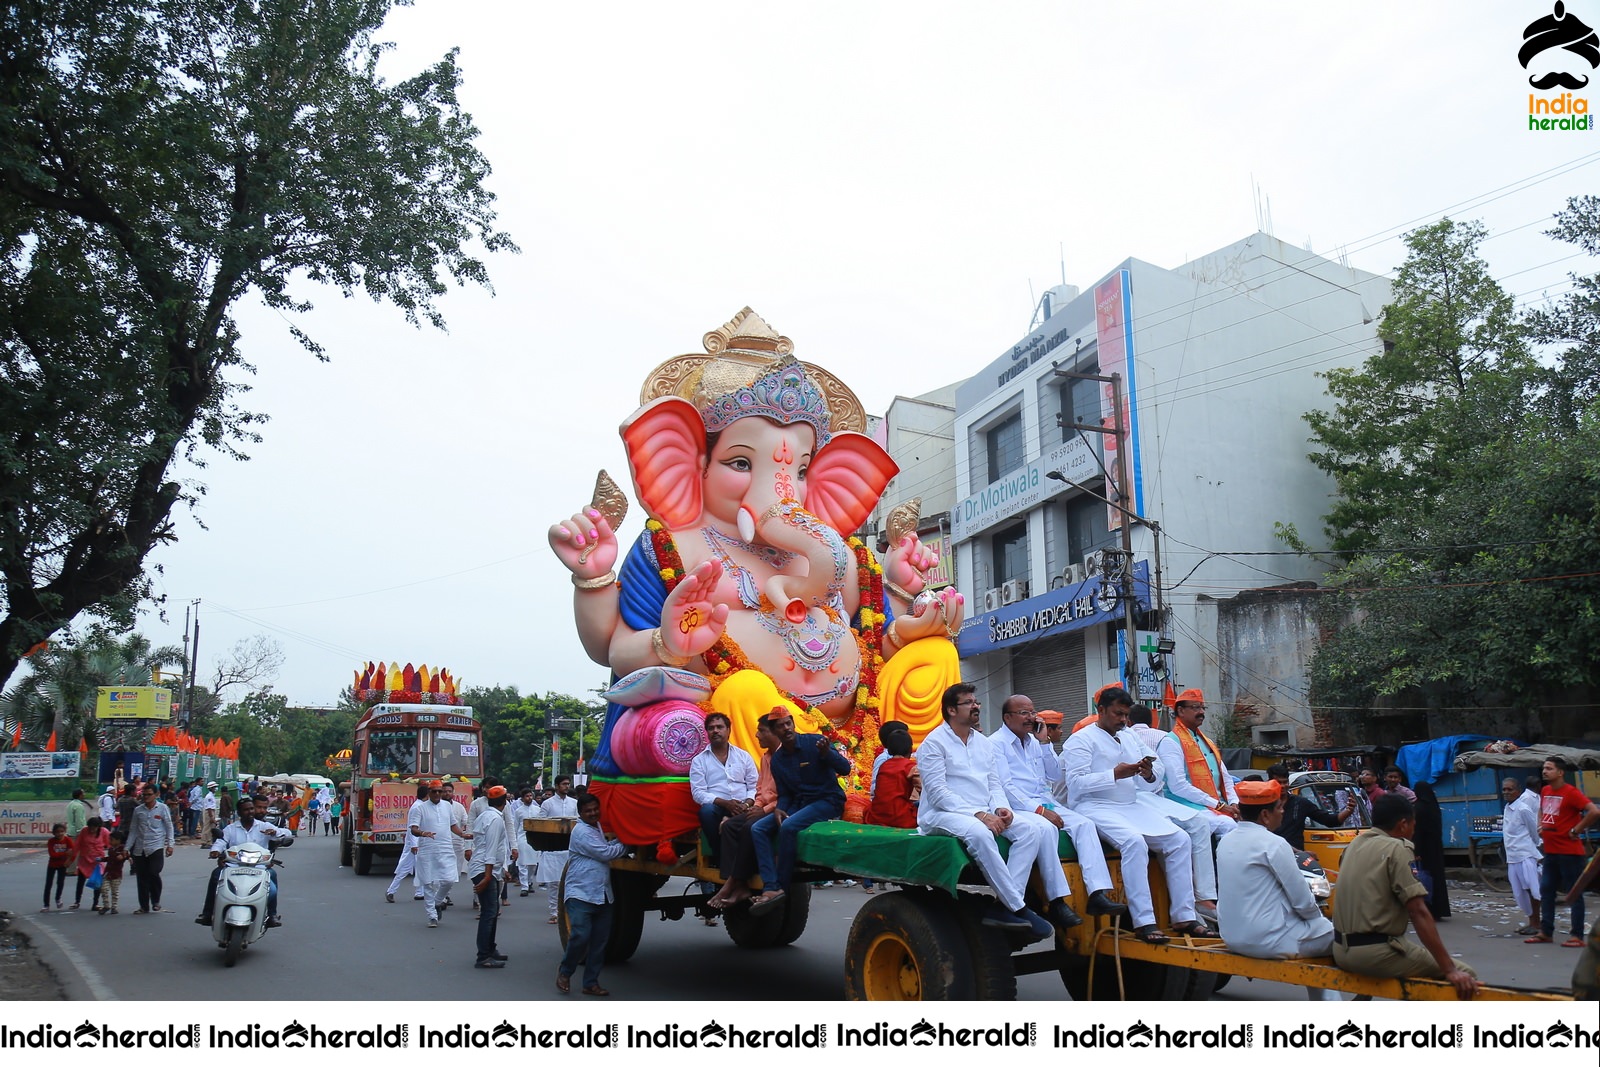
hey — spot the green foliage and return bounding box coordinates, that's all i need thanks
[0,0,515,685]
[203,692,358,775]
[1304,219,1531,553]
[0,625,184,749]
[466,684,604,788]
[1307,204,1600,715]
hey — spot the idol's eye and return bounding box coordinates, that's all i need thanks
[724,457,751,473]
[796,464,808,481]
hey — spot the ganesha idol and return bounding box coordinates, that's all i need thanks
[548,308,963,842]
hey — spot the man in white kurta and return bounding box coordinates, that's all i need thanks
[1216,779,1337,999]
[1501,776,1543,934]
[407,780,460,926]
[1061,688,1202,938]
[1155,690,1236,917]
[508,786,539,894]
[915,685,1064,941]
[538,776,580,921]
[442,781,471,905]
[990,695,1127,923]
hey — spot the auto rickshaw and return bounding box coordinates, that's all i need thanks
[1285,770,1371,879]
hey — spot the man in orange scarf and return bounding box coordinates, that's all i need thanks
[1155,689,1237,922]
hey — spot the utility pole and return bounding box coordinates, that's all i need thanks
[1053,369,1139,695]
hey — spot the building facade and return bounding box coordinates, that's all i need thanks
[949,233,1391,740]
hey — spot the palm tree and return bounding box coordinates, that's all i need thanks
[0,627,186,751]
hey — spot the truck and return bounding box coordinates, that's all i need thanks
[338,661,483,875]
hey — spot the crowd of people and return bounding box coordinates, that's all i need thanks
[679,682,1593,1002]
[31,712,1596,1001]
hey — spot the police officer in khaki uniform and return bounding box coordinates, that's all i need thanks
[1331,794,1478,998]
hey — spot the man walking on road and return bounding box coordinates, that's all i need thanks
[539,776,579,923]
[128,783,175,914]
[469,785,511,968]
[408,780,462,928]
[387,783,429,903]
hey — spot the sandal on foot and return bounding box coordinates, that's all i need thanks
[747,890,786,916]
[1132,924,1169,944]
[555,974,570,994]
[1562,937,1584,948]
[1524,934,1552,943]
[1171,919,1212,938]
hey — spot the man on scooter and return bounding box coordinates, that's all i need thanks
[196,796,285,927]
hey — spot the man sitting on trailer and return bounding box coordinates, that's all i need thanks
[1331,794,1478,999]
[747,707,850,916]
[1215,778,1336,1000]
[1060,686,1208,945]
[914,683,1066,943]
[989,693,1127,924]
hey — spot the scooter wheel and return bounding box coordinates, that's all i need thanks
[223,925,245,967]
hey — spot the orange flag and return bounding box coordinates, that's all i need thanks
[1163,681,1178,709]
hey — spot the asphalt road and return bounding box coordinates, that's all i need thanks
[0,832,1582,1001]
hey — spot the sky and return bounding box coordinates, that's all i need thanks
[74,1,1600,710]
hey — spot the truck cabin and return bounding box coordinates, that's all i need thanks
[353,705,483,781]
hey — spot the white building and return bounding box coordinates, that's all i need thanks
[867,383,961,588]
[949,233,1391,742]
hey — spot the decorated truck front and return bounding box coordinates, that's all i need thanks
[339,661,482,875]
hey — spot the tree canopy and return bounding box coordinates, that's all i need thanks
[1305,199,1600,719]
[0,0,515,685]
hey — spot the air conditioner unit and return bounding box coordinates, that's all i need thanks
[1082,551,1104,578]
[1000,578,1030,604]
[1061,563,1086,587]
[982,587,1003,613]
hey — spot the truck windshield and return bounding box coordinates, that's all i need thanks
[366,730,419,775]
[432,729,481,777]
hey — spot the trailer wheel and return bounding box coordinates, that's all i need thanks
[606,870,664,963]
[354,843,373,875]
[724,881,812,949]
[845,890,975,1001]
[951,897,1018,1000]
[1060,953,1214,1001]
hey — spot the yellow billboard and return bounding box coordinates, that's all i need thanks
[95,686,172,720]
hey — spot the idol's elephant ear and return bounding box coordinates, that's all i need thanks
[805,431,899,535]
[621,397,706,528]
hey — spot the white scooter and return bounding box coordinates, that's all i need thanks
[210,832,291,966]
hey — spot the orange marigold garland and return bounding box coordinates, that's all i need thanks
[645,519,886,791]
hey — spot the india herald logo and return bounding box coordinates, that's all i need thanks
[1521,2,1600,89]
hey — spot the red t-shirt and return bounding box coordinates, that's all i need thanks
[46,836,74,868]
[1539,783,1592,856]
[868,757,919,829]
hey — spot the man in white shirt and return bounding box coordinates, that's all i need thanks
[442,781,472,907]
[915,684,1064,943]
[689,712,760,872]
[387,782,428,904]
[1501,775,1543,935]
[196,795,285,926]
[989,694,1127,925]
[1155,689,1235,922]
[468,785,512,968]
[1215,779,1337,1000]
[509,785,539,895]
[407,779,464,927]
[539,776,580,922]
[200,783,219,840]
[1061,686,1207,944]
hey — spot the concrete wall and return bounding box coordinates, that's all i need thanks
[1210,586,1322,748]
